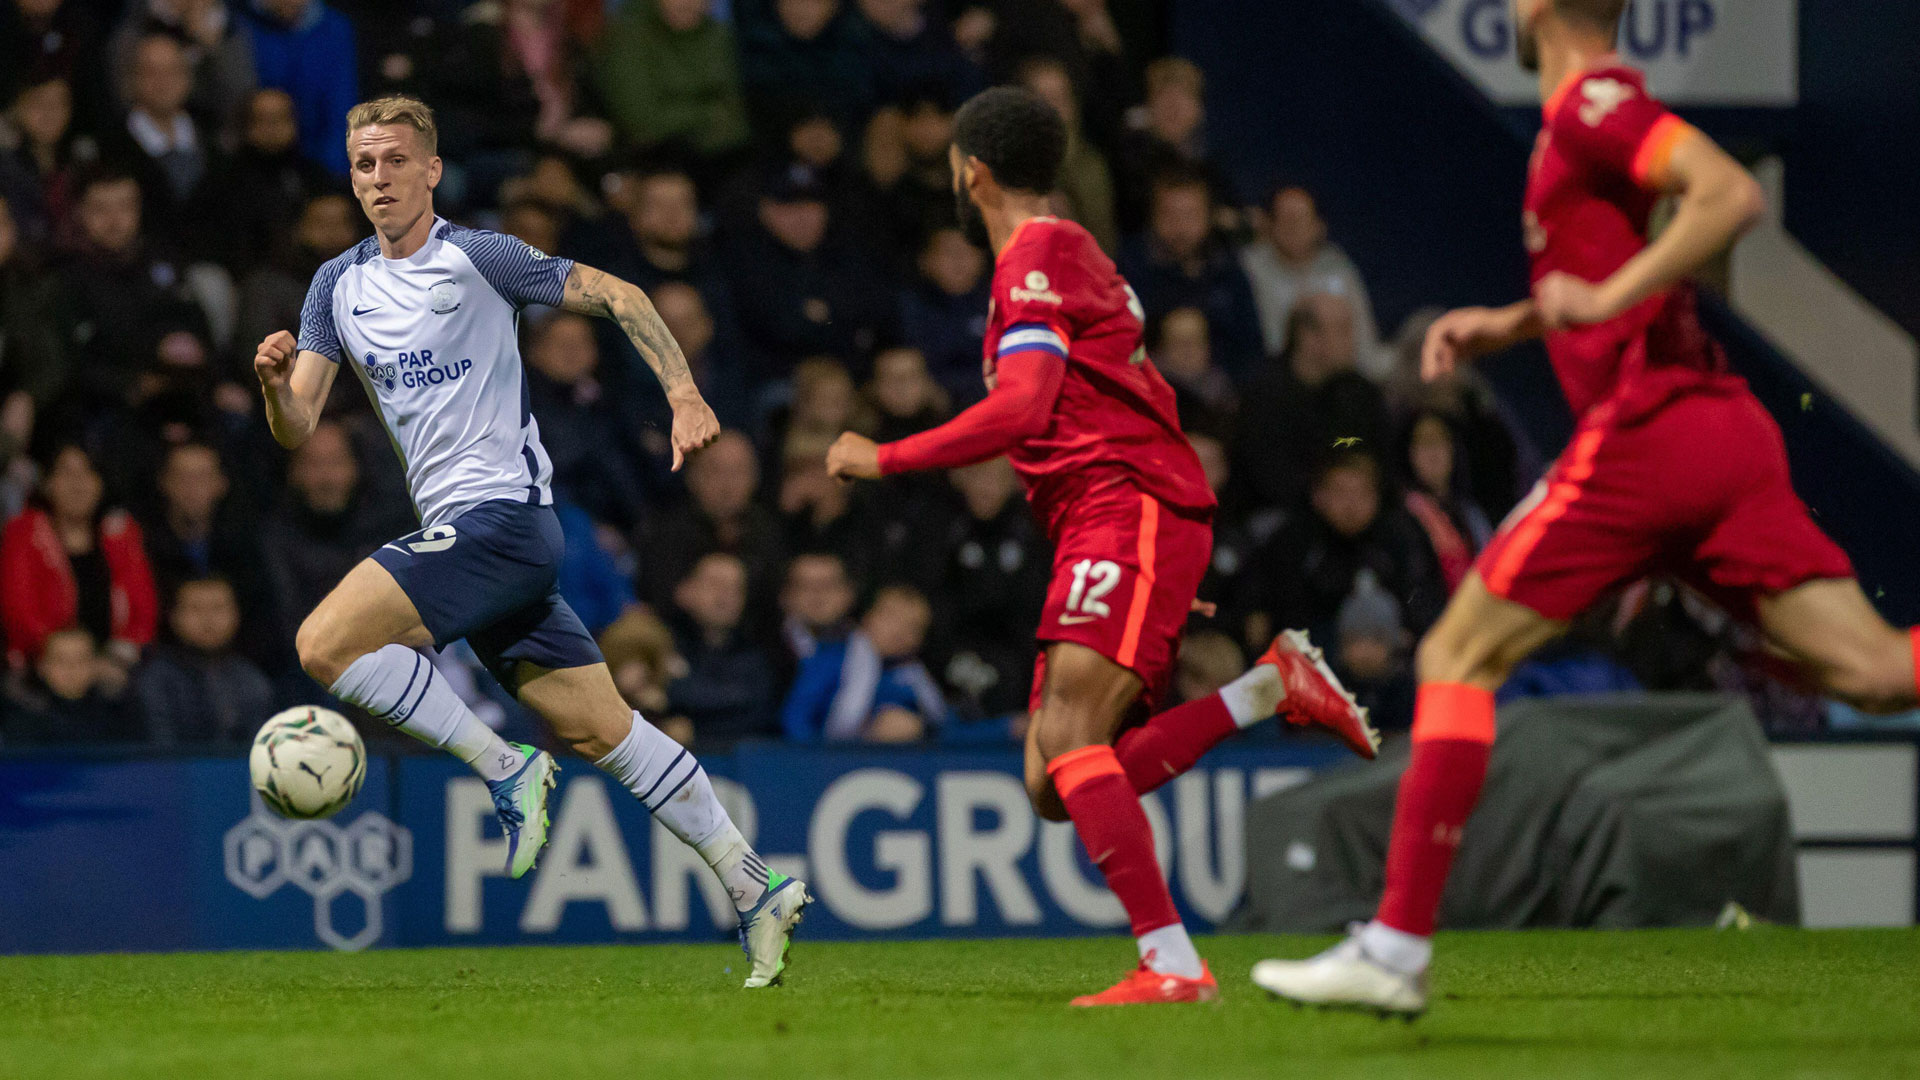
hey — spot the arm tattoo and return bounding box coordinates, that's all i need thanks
[563,264,696,394]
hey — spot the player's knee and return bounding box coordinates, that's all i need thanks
[295,615,356,688]
[1024,765,1070,822]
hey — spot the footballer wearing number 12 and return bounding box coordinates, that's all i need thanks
[828,87,1379,1006]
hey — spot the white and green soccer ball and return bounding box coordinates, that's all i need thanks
[249,706,367,820]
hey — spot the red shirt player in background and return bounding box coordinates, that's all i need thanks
[1254,0,1920,1017]
[828,87,1376,1006]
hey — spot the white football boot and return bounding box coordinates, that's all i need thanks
[1251,928,1428,1019]
[739,872,811,988]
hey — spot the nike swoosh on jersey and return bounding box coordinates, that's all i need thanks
[352,305,382,316]
[1058,614,1100,625]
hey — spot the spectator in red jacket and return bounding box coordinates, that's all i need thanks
[0,440,157,673]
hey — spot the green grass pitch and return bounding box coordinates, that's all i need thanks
[4,929,1918,1079]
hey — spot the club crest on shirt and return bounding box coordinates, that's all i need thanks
[428,278,462,315]
[1578,78,1636,127]
[1011,270,1061,305]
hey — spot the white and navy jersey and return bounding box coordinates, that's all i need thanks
[297,218,573,527]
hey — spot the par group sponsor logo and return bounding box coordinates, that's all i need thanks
[225,801,413,951]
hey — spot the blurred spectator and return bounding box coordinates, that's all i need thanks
[599,606,693,746]
[1119,170,1261,381]
[143,441,273,657]
[1151,306,1235,436]
[866,346,949,443]
[0,442,158,674]
[524,310,650,530]
[1,627,138,746]
[0,194,66,412]
[642,429,786,623]
[110,33,226,252]
[51,167,213,411]
[918,457,1047,719]
[0,76,100,244]
[1114,58,1225,233]
[1241,185,1383,376]
[765,357,860,467]
[782,583,941,742]
[257,421,401,653]
[223,89,335,271]
[898,225,989,403]
[501,197,561,256]
[1232,291,1390,510]
[724,166,891,380]
[134,575,273,745]
[975,0,1134,150]
[778,430,877,584]
[235,192,360,371]
[0,391,34,522]
[0,0,111,136]
[1173,629,1243,706]
[858,0,984,108]
[242,0,359,176]
[108,0,257,138]
[737,0,876,141]
[1398,409,1493,594]
[1332,568,1414,732]
[1243,452,1444,652]
[779,550,856,678]
[1385,310,1532,520]
[1190,431,1261,633]
[1017,55,1117,254]
[595,0,750,163]
[862,90,956,256]
[553,501,636,637]
[667,551,780,743]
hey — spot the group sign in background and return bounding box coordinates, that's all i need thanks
[0,743,1346,954]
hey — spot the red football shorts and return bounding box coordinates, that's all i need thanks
[1477,387,1853,622]
[1029,485,1213,711]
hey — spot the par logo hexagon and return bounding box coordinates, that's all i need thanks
[224,798,413,951]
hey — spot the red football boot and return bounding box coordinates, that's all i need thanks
[1261,629,1381,759]
[1070,960,1220,1007]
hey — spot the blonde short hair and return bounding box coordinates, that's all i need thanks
[344,94,438,156]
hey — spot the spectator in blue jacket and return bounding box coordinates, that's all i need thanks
[242,0,357,175]
[666,551,780,744]
[1119,169,1262,383]
[781,583,942,743]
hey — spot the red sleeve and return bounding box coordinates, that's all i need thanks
[1552,74,1695,190]
[0,514,58,663]
[876,350,1065,475]
[105,514,158,648]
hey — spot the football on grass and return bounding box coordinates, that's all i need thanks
[249,706,367,820]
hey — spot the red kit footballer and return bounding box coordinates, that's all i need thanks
[828,87,1377,1006]
[1253,0,1920,1017]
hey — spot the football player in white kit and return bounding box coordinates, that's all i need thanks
[252,96,807,987]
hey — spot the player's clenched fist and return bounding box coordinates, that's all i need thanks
[254,330,297,390]
[666,389,721,472]
[825,431,881,482]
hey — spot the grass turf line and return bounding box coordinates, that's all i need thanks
[2,929,1918,1080]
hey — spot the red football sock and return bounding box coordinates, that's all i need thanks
[1049,744,1180,937]
[1375,682,1496,937]
[1114,693,1237,795]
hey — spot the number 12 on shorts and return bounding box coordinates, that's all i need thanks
[1062,559,1120,624]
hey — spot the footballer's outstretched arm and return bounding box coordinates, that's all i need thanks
[255,331,339,448]
[826,351,1066,480]
[561,262,720,470]
[1534,128,1766,329]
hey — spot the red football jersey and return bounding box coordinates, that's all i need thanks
[985,217,1214,529]
[1526,64,1732,418]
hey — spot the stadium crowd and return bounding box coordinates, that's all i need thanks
[0,0,1825,752]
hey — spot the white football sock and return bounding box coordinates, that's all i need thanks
[1220,661,1286,728]
[1360,919,1432,975]
[331,644,525,780]
[595,713,770,914]
[1138,922,1204,979]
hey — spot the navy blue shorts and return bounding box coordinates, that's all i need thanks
[373,500,603,689]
